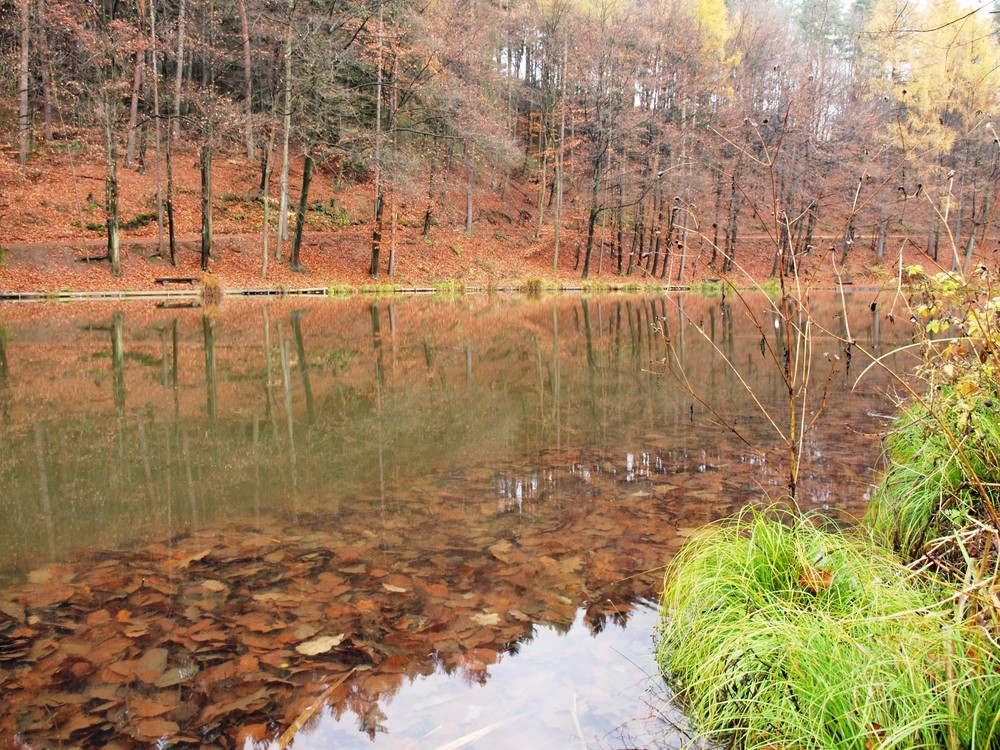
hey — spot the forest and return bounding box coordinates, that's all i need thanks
[2,0,1000,283]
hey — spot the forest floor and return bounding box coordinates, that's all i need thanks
[0,140,973,295]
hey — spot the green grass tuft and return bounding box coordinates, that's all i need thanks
[691,279,723,296]
[658,509,1000,750]
[865,393,1000,559]
[359,283,399,296]
[521,277,545,296]
[752,276,783,298]
[121,212,157,231]
[327,284,354,297]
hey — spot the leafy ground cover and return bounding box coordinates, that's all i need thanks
[0,145,951,295]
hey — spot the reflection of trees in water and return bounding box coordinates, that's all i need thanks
[0,294,910,747]
[0,327,11,425]
[0,295,904,573]
[202,312,217,421]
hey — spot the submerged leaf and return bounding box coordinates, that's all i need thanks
[295,634,345,656]
[470,613,500,626]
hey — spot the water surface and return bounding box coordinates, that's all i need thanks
[0,293,906,748]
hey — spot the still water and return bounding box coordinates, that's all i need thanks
[0,293,906,748]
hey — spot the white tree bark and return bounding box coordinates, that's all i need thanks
[172,0,187,139]
[277,0,294,249]
[150,0,165,257]
[238,0,254,161]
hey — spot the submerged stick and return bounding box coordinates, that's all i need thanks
[276,668,356,749]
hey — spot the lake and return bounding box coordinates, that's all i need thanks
[0,292,907,749]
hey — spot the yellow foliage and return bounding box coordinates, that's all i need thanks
[685,0,731,62]
[863,0,1000,159]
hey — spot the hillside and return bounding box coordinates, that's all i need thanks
[0,142,976,295]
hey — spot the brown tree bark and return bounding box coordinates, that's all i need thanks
[125,51,144,168]
[290,152,312,272]
[200,143,212,271]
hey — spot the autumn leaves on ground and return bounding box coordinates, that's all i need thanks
[0,143,945,295]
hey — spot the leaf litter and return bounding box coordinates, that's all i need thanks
[0,446,758,748]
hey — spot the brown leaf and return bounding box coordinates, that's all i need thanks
[21,585,75,608]
[470,612,500,626]
[86,637,131,665]
[49,709,102,740]
[135,697,177,718]
[135,718,180,740]
[134,647,169,684]
[295,634,345,656]
[237,612,287,633]
[799,566,833,594]
[199,687,270,723]
[0,600,26,622]
[172,549,211,570]
[154,664,199,688]
[488,540,514,563]
[236,723,271,747]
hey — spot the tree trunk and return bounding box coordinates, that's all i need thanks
[277,0,294,249]
[677,213,689,283]
[238,0,254,161]
[422,140,437,235]
[710,174,723,266]
[465,146,474,235]
[876,209,886,262]
[290,152,312,271]
[371,188,384,277]
[37,0,52,142]
[202,314,217,420]
[840,218,855,265]
[616,173,624,275]
[771,220,787,278]
[173,0,187,139]
[388,191,398,276]
[724,186,739,274]
[552,40,566,269]
[581,139,606,280]
[802,203,816,255]
[626,205,639,276]
[536,130,547,240]
[149,0,165,258]
[651,192,664,277]
[200,143,212,271]
[369,3,384,277]
[166,120,177,265]
[105,110,121,276]
[261,118,277,278]
[962,231,976,276]
[18,0,30,166]
[660,200,677,280]
[125,51,144,168]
